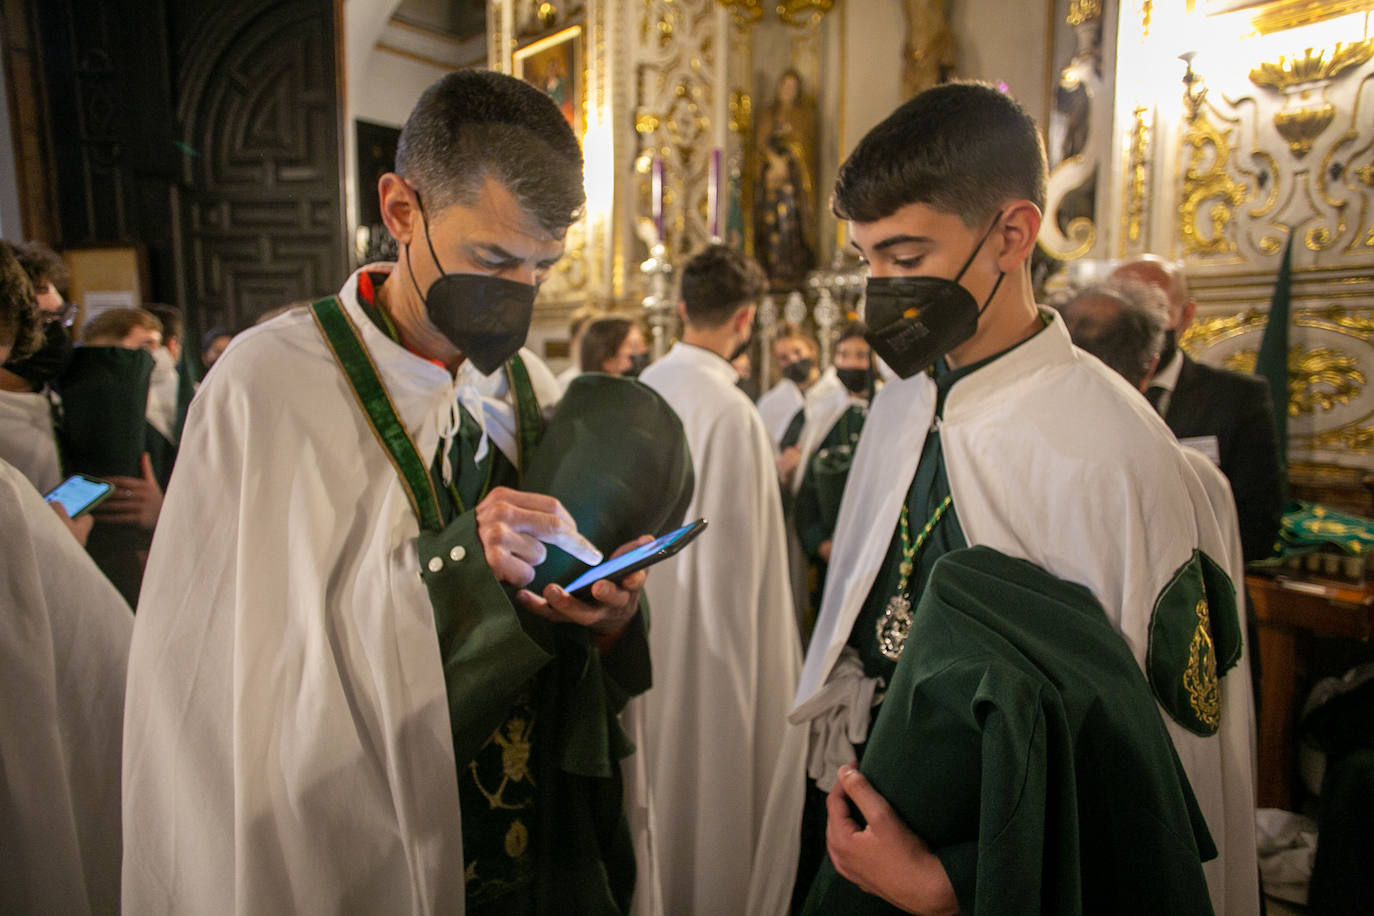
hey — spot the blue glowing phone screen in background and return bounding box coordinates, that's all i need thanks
[44,475,111,517]
[563,522,697,593]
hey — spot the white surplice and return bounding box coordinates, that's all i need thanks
[1,458,132,915]
[0,387,63,493]
[634,342,802,915]
[749,314,1258,916]
[755,377,805,451]
[121,265,561,915]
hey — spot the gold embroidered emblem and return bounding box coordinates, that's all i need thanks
[1182,597,1220,730]
[469,714,536,810]
[505,820,529,858]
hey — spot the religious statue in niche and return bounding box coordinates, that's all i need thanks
[754,69,818,292]
[900,0,956,98]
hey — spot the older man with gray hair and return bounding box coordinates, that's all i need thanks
[1057,281,1168,392]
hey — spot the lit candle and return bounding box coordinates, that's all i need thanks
[708,148,721,240]
[652,156,665,243]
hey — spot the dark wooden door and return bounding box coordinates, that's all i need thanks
[29,0,344,338]
[173,0,345,329]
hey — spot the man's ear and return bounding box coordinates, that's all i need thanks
[378,173,419,247]
[1140,353,1160,392]
[737,303,757,336]
[1179,298,1198,334]
[677,300,689,324]
[994,200,1043,274]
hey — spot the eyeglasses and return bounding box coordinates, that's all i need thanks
[46,301,79,328]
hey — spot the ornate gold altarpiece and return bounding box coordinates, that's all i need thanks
[1042,0,1374,475]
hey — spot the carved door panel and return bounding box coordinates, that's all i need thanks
[173,0,344,331]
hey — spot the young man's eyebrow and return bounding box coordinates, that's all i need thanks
[871,233,934,252]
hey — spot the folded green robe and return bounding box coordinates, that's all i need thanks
[804,547,1216,916]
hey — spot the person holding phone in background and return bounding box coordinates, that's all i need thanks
[631,243,802,914]
[122,71,653,914]
[0,234,133,915]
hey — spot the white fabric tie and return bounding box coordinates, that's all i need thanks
[787,647,882,791]
[435,378,491,487]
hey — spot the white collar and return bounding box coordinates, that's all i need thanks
[1150,348,1184,394]
[942,309,1070,422]
[664,341,741,387]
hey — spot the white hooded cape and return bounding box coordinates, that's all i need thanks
[121,266,560,914]
[755,377,805,451]
[1,458,132,914]
[0,387,63,493]
[749,315,1258,915]
[633,342,802,914]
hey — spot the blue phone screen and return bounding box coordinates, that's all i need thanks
[563,522,698,594]
[44,475,111,517]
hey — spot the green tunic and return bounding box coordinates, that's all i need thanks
[803,548,1217,915]
[344,285,646,915]
[792,335,1046,911]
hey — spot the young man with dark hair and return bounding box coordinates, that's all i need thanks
[0,238,133,915]
[0,240,73,494]
[750,82,1257,915]
[634,243,802,913]
[124,71,650,913]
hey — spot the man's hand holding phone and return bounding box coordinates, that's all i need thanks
[475,487,643,639]
[518,535,653,638]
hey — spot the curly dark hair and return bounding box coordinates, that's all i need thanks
[0,241,43,360]
[13,240,70,292]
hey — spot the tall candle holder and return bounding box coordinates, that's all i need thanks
[640,242,676,359]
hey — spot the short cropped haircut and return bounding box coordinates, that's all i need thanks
[0,241,42,359]
[579,315,636,372]
[14,241,70,292]
[833,81,1047,227]
[396,70,585,236]
[1059,282,1166,389]
[145,304,184,343]
[83,308,162,346]
[679,245,767,328]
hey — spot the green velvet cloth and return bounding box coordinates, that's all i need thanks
[521,372,695,595]
[57,346,155,606]
[316,295,649,914]
[1273,500,1374,558]
[794,404,867,559]
[803,547,1217,916]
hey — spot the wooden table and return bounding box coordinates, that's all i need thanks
[1247,574,1374,810]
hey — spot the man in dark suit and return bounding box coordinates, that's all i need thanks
[1112,255,1283,564]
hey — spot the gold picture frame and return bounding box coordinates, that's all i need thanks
[513,25,584,139]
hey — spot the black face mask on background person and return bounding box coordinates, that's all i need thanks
[1157,327,1178,370]
[781,357,815,385]
[3,318,74,388]
[406,192,538,376]
[836,366,873,395]
[624,352,651,378]
[862,211,1006,380]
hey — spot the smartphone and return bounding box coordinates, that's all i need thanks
[563,518,708,599]
[43,473,114,519]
